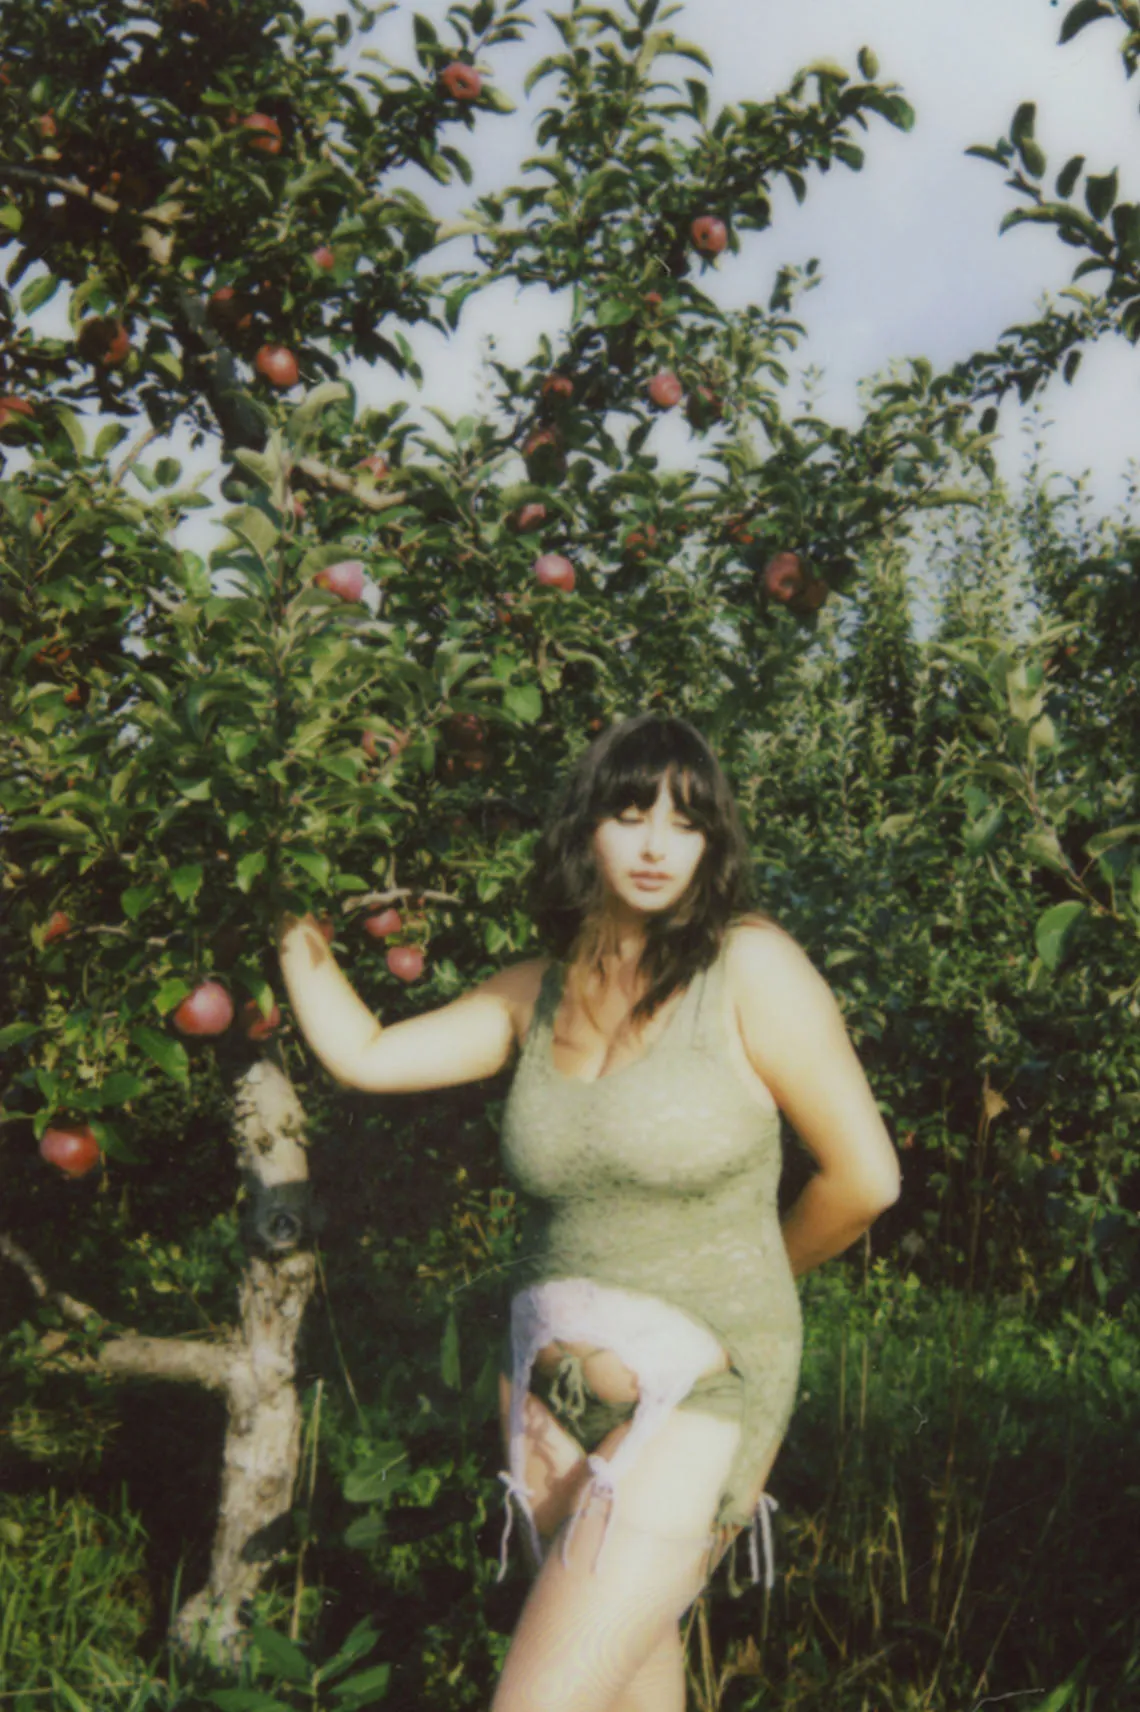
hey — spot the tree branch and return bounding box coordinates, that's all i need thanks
[0,1233,233,1390]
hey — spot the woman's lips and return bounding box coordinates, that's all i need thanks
[630,872,671,887]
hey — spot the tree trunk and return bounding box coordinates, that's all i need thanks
[3,1059,318,1668]
[171,1060,317,1662]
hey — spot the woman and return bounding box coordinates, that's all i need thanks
[278,713,899,1712]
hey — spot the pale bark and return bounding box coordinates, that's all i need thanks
[2,1061,318,1666]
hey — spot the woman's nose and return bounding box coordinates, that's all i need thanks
[640,819,667,857]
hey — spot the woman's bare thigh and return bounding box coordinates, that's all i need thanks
[492,1396,744,1712]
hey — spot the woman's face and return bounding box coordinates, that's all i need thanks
[591,775,706,918]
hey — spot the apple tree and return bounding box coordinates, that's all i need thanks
[0,0,996,1676]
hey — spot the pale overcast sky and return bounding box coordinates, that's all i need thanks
[15,1,1139,529]
[349,0,1140,515]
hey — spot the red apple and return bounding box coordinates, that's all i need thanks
[0,396,35,430]
[387,944,426,981]
[255,344,299,388]
[356,454,389,479]
[314,559,366,602]
[312,244,335,269]
[691,215,728,255]
[443,712,485,750]
[798,579,829,613]
[542,373,574,401]
[208,286,253,333]
[510,501,547,532]
[361,728,379,760]
[439,62,482,100]
[241,998,282,1040]
[648,370,683,409]
[102,323,131,368]
[364,909,402,939]
[386,728,410,757]
[42,910,72,945]
[40,1124,101,1178]
[173,980,234,1036]
[522,425,562,465]
[644,290,664,310]
[534,552,576,592]
[77,317,130,368]
[242,113,282,154]
[36,111,58,140]
[63,684,86,706]
[762,551,807,603]
[686,384,723,428]
[622,524,658,557]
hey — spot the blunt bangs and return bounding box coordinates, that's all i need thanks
[588,718,722,832]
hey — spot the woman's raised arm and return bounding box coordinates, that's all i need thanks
[727,922,901,1277]
[277,915,542,1093]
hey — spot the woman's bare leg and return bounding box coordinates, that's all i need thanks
[491,1395,742,1712]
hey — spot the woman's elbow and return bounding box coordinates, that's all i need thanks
[862,1160,901,1219]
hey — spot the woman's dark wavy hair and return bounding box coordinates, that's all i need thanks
[528,713,755,1020]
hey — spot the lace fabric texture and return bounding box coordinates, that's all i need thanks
[500,1277,729,1574]
[498,931,803,1586]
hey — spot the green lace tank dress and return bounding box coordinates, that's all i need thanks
[497,931,802,1586]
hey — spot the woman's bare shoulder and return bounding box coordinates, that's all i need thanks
[477,957,554,1036]
[723,916,820,992]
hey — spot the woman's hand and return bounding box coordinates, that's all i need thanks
[727,923,900,1276]
[277,915,542,1094]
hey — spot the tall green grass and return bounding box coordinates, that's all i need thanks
[0,1487,163,1710]
[3,1275,1136,1710]
[685,1269,1140,1710]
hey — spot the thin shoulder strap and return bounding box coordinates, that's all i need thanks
[522,960,565,1056]
[688,934,732,1053]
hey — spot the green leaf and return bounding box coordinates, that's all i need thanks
[330,1663,391,1707]
[208,1693,294,1712]
[1011,101,1037,145]
[169,863,204,904]
[131,1026,190,1085]
[1035,901,1084,970]
[289,382,350,437]
[1059,0,1113,44]
[596,298,637,327]
[1019,139,1047,179]
[236,851,268,893]
[314,1622,381,1687]
[343,1443,408,1504]
[121,886,158,920]
[1085,168,1118,221]
[291,851,331,888]
[856,45,879,79]
[95,422,130,459]
[0,204,22,233]
[225,730,260,765]
[440,1306,461,1390]
[21,272,61,314]
[1085,823,1140,858]
[1056,155,1085,198]
[222,504,280,562]
[153,978,192,1016]
[0,1022,40,1050]
[98,1072,145,1106]
[323,755,361,784]
[250,1626,311,1686]
[1025,1678,1081,1712]
[504,682,542,723]
[54,407,87,459]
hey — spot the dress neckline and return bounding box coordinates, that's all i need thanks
[543,960,701,1088]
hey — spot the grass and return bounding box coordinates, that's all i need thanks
[2,1273,1137,1710]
